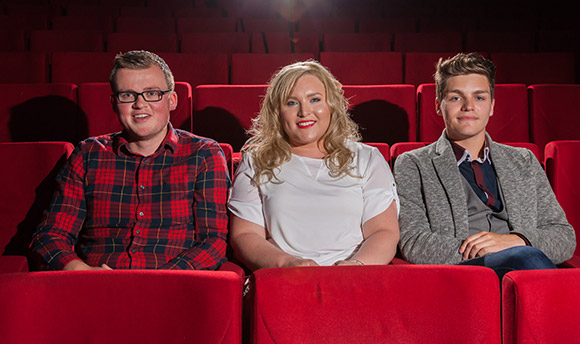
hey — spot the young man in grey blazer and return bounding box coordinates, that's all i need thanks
[394,53,575,277]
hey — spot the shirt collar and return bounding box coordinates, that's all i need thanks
[447,135,491,166]
[113,122,178,157]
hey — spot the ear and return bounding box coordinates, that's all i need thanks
[169,91,178,111]
[435,98,442,116]
[110,95,119,114]
[489,98,495,117]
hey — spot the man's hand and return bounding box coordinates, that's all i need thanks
[63,260,113,271]
[459,232,526,260]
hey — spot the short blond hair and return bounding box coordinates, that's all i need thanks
[435,52,495,101]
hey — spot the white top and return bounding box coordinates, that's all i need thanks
[228,141,399,266]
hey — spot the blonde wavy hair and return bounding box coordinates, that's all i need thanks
[244,60,361,184]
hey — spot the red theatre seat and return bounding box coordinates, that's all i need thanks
[180,32,250,54]
[322,33,392,52]
[364,142,390,162]
[0,83,80,143]
[193,85,268,152]
[503,269,580,344]
[230,53,315,84]
[78,82,192,137]
[544,140,580,259]
[0,142,74,273]
[106,33,178,53]
[0,52,48,83]
[51,52,117,84]
[115,16,176,34]
[492,53,576,85]
[320,52,403,84]
[393,32,463,52]
[343,85,416,143]
[529,84,580,153]
[0,270,242,343]
[158,52,229,87]
[417,83,529,143]
[404,52,469,86]
[390,142,428,168]
[250,265,501,344]
[29,30,104,53]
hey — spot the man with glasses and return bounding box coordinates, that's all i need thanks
[31,50,230,270]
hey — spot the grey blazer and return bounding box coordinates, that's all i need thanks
[394,132,576,265]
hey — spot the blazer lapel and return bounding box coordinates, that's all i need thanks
[432,134,469,237]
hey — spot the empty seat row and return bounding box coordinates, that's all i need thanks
[0,82,579,155]
[0,51,577,86]
[1,258,580,343]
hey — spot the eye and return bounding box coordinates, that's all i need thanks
[286,100,298,106]
[118,92,134,100]
[310,97,321,103]
[145,91,159,97]
[476,96,486,101]
[449,96,461,101]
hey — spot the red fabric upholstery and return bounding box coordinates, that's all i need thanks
[320,52,403,84]
[158,52,229,87]
[0,29,26,52]
[51,52,117,84]
[218,142,234,180]
[29,30,104,53]
[343,85,416,143]
[544,140,580,258]
[0,52,48,83]
[297,18,356,33]
[417,83,529,143]
[465,31,535,53]
[180,32,250,54]
[230,53,315,84]
[106,33,178,53]
[118,6,173,17]
[242,19,291,33]
[323,33,392,52]
[529,85,580,153]
[115,17,176,34]
[0,142,74,271]
[252,32,292,54]
[250,265,500,344]
[0,14,48,31]
[393,32,463,52]
[503,269,580,344]
[0,270,242,343]
[292,32,321,56]
[390,142,428,168]
[492,53,576,85]
[0,256,28,274]
[78,82,192,137]
[358,17,417,33]
[193,85,268,151]
[0,83,79,142]
[176,17,238,33]
[364,142,390,162]
[51,15,114,32]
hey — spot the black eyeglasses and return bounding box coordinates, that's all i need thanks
[112,89,171,103]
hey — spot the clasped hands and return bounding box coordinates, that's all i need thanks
[459,231,526,261]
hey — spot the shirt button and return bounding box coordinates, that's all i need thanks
[139,211,144,216]
[139,185,145,190]
[136,230,140,234]
[131,249,136,253]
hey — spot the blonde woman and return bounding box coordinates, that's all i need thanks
[228,60,399,271]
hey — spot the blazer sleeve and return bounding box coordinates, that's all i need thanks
[394,152,464,264]
[512,150,576,264]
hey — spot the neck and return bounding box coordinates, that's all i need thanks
[290,141,327,159]
[448,132,486,159]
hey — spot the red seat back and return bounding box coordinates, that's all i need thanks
[230,53,315,84]
[320,52,403,84]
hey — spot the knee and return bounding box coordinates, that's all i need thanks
[502,246,556,270]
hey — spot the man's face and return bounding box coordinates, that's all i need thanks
[112,65,177,145]
[436,73,495,142]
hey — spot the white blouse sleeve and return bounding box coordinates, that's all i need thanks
[227,154,265,227]
[360,145,400,224]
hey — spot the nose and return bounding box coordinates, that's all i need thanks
[461,97,474,111]
[132,93,147,108]
[298,102,312,117]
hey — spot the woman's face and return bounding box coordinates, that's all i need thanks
[280,74,331,155]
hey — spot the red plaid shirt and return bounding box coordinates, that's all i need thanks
[31,124,230,270]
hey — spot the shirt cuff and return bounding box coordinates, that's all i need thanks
[512,232,531,246]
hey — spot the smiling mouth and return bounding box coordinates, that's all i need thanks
[133,114,150,119]
[297,120,315,128]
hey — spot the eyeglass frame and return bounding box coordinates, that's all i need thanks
[111,89,172,103]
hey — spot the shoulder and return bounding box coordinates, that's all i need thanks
[490,142,536,167]
[75,134,115,155]
[174,130,224,157]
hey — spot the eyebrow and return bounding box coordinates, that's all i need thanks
[447,89,490,96]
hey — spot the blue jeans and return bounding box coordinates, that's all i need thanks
[458,246,557,280]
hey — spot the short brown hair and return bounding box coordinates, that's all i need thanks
[109,50,174,91]
[435,52,495,101]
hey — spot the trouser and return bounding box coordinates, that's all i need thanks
[458,246,557,280]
